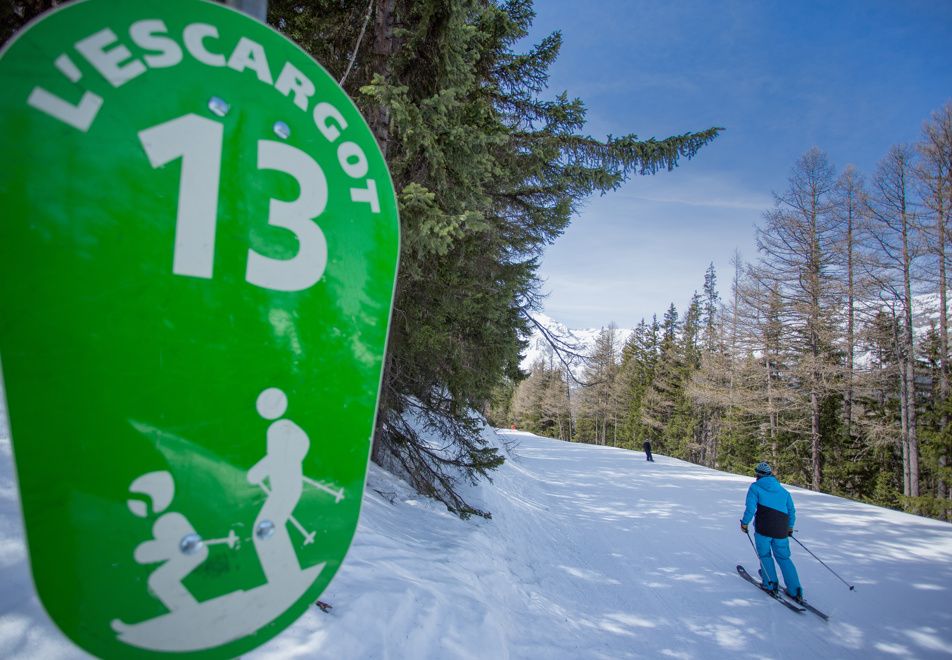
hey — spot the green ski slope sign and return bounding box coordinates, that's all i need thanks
[0,0,399,658]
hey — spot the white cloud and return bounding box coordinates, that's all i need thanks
[538,172,764,328]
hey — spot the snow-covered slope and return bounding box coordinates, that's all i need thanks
[3,420,952,659]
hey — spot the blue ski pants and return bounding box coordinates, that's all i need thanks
[755,533,801,595]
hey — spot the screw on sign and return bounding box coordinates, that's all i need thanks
[0,1,399,659]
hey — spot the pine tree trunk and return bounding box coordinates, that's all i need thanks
[846,216,855,441]
[566,377,573,440]
[767,352,777,454]
[811,384,822,491]
[730,253,740,451]
[902,229,920,499]
[891,311,912,499]
[921,102,952,513]
[371,0,395,157]
[368,0,395,466]
[904,345,920,498]
[810,228,823,492]
[900,362,911,498]
[938,217,949,504]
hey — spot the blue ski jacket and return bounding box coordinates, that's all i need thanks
[741,476,796,539]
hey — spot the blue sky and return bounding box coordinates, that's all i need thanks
[525,0,952,329]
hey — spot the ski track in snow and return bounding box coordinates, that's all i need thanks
[3,420,952,659]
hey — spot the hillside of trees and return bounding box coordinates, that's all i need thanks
[496,102,952,522]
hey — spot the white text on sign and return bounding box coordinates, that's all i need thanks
[139,115,329,290]
[25,19,381,215]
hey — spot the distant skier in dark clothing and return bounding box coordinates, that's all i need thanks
[740,462,802,599]
[643,440,653,462]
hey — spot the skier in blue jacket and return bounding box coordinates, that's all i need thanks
[740,462,802,599]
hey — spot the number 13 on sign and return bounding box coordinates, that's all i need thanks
[139,113,328,292]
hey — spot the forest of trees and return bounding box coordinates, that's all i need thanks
[499,102,952,522]
[2,0,721,518]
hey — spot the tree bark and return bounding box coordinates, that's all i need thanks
[868,145,922,502]
[368,0,396,465]
[902,261,920,498]
[371,0,396,158]
[938,217,948,504]
[920,103,952,510]
[900,185,920,499]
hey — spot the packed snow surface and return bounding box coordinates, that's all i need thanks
[3,424,952,659]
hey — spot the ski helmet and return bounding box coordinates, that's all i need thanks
[755,462,772,477]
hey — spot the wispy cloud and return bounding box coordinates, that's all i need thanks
[527,0,952,329]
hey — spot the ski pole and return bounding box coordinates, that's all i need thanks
[256,482,317,545]
[743,523,774,589]
[791,535,855,591]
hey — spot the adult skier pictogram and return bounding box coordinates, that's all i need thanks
[248,387,315,581]
[110,388,342,652]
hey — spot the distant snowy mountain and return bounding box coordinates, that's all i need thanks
[520,312,633,378]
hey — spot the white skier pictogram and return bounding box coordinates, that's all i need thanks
[247,386,314,568]
[111,388,342,652]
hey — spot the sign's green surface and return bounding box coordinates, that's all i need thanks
[0,0,399,658]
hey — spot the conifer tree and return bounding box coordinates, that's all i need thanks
[698,262,767,477]
[824,165,879,497]
[830,165,868,442]
[756,147,841,490]
[856,310,905,505]
[709,252,750,471]
[702,264,720,351]
[485,375,518,428]
[697,264,721,465]
[510,356,571,440]
[692,315,730,468]
[267,0,721,516]
[864,144,924,501]
[730,269,792,469]
[673,293,704,461]
[917,102,952,515]
[576,324,621,445]
[616,317,660,448]
[511,358,547,433]
[541,364,573,441]
[642,305,681,453]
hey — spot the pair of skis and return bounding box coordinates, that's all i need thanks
[736,565,829,620]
